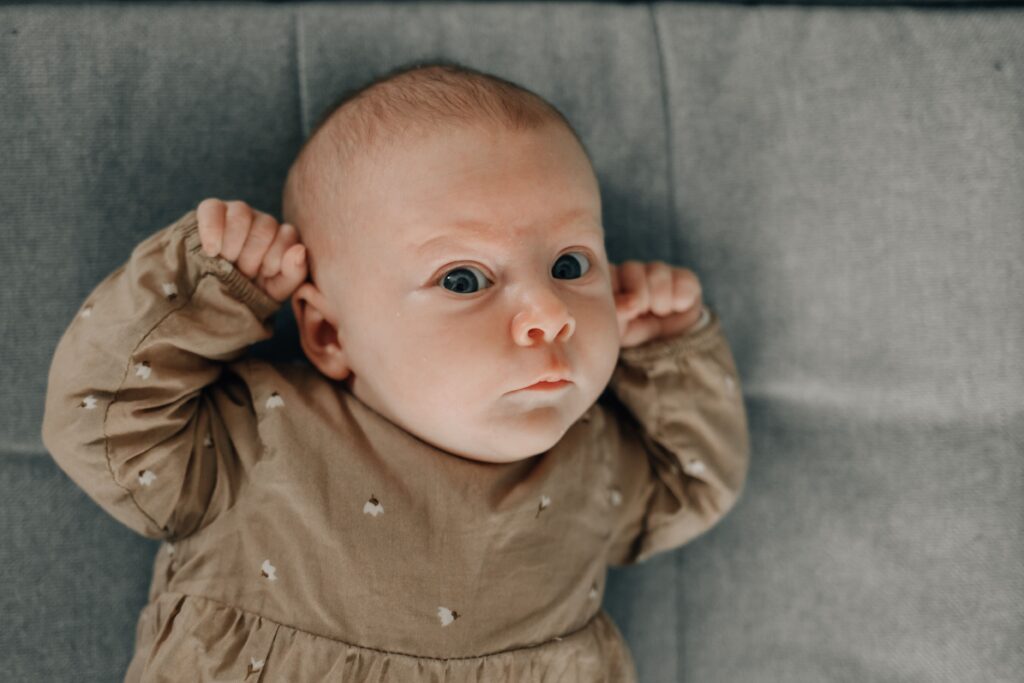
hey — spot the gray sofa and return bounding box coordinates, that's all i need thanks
[4,1,1022,681]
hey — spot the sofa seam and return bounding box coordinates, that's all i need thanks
[648,1,678,260]
[295,6,309,139]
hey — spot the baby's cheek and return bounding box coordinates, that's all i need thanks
[583,297,620,342]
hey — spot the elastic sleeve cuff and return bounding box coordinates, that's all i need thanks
[175,210,284,322]
[618,305,723,365]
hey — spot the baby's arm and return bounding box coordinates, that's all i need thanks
[600,306,750,566]
[40,207,290,542]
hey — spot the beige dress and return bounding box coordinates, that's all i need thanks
[41,210,750,682]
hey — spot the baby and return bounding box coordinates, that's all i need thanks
[41,62,750,682]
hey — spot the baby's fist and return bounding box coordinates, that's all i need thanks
[610,260,705,348]
[196,198,307,303]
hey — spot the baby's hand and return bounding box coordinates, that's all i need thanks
[196,198,307,303]
[610,260,705,349]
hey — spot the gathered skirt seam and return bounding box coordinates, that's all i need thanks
[157,590,606,662]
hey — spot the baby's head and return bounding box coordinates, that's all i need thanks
[281,61,621,464]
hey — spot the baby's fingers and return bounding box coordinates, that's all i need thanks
[283,243,307,282]
[258,243,307,303]
[614,260,649,316]
[259,223,298,279]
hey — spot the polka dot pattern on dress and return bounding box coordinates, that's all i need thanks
[438,606,460,626]
[608,487,622,507]
[683,460,706,476]
[134,360,151,380]
[247,656,265,675]
[363,494,384,517]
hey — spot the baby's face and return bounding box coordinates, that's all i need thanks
[294,121,621,463]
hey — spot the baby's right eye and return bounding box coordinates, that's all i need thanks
[439,265,493,294]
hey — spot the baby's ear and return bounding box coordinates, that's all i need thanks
[290,283,352,381]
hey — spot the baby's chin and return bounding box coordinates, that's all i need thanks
[454,403,584,463]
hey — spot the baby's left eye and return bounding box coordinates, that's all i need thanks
[553,252,590,279]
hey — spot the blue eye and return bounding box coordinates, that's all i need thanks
[440,265,492,294]
[438,252,592,295]
[553,252,590,279]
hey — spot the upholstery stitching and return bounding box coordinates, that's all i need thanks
[646,9,681,679]
[648,1,678,261]
[294,7,309,138]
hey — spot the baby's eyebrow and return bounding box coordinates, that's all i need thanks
[415,208,601,255]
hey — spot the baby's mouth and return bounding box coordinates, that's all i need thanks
[512,379,573,393]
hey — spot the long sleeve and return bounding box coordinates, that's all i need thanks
[40,209,283,542]
[600,305,750,566]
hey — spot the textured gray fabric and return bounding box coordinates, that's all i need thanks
[3,2,1021,682]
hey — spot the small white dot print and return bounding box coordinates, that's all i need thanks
[363,495,384,517]
[247,657,265,674]
[588,581,599,599]
[80,305,92,318]
[134,360,152,380]
[683,460,706,476]
[81,395,98,410]
[535,494,551,518]
[265,391,285,409]
[138,469,157,486]
[608,487,622,507]
[161,282,178,300]
[260,559,277,581]
[438,606,460,626]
